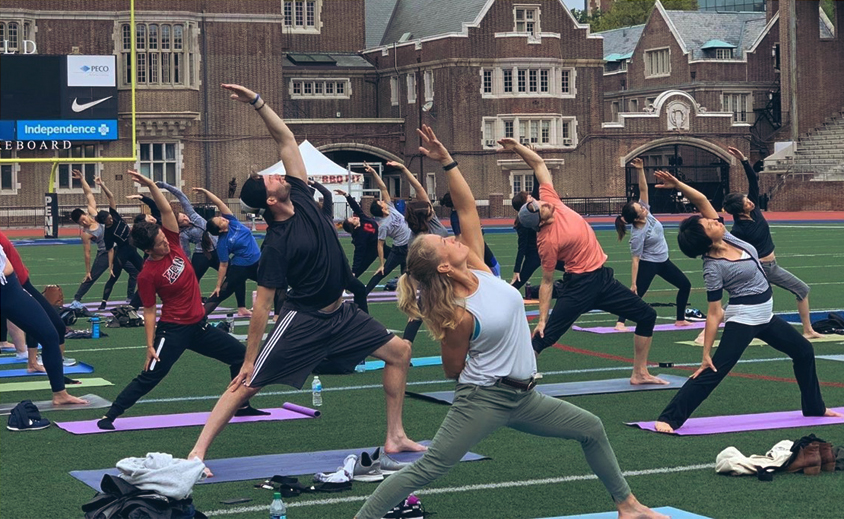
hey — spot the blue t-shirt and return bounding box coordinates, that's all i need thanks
[216,214,261,266]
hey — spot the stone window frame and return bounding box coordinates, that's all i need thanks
[116,20,200,90]
[54,144,103,195]
[644,47,671,78]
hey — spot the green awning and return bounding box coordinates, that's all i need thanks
[701,39,737,50]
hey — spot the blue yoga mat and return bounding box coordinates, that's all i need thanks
[0,362,94,378]
[777,310,843,324]
[538,506,710,519]
[70,440,489,491]
[363,356,442,371]
[0,357,27,366]
[408,375,689,405]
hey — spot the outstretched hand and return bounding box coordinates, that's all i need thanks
[221,83,258,104]
[727,146,746,161]
[417,125,451,163]
[127,169,154,187]
[496,138,520,152]
[191,187,209,194]
[386,160,406,170]
[630,158,644,169]
[126,194,143,200]
[71,169,83,181]
[654,170,680,190]
[362,162,378,175]
[333,189,347,196]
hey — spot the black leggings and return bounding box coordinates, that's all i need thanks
[658,316,827,430]
[617,259,691,324]
[192,251,246,308]
[346,275,369,314]
[21,279,67,350]
[203,261,259,315]
[365,244,408,294]
[512,252,566,290]
[103,244,143,306]
[0,273,65,392]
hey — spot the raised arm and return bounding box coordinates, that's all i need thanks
[654,170,719,220]
[364,163,391,205]
[222,83,307,183]
[309,179,334,219]
[390,161,429,205]
[96,177,117,209]
[727,147,758,203]
[191,187,232,216]
[336,189,365,217]
[128,194,162,222]
[417,125,487,268]
[631,158,648,205]
[127,170,178,233]
[157,181,199,219]
[498,139,552,185]
[73,170,98,216]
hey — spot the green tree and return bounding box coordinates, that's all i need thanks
[821,0,835,21]
[580,0,698,33]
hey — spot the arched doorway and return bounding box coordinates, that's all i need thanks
[320,144,408,200]
[626,143,730,213]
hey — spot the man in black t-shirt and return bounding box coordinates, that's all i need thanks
[188,85,423,474]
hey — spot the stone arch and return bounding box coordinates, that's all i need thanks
[620,136,735,167]
[316,142,404,164]
[651,90,705,116]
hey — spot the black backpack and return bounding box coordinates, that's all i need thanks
[384,277,399,291]
[811,312,844,335]
[108,306,143,328]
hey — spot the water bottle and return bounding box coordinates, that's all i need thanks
[523,281,531,300]
[269,491,286,519]
[311,376,323,407]
[90,317,101,339]
[355,360,366,373]
[226,313,234,328]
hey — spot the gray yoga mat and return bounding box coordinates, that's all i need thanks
[407,375,689,405]
[0,394,111,415]
[69,440,489,491]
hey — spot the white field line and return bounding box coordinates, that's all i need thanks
[203,462,716,516]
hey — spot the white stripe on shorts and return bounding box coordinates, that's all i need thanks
[250,310,297,386]
[149,337,165,371]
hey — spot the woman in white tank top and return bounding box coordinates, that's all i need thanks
[355,128,666,519]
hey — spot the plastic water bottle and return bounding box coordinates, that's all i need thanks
[269,491,286,519]
[226,313,234,328]
[90,317,101,339]
[355,360,366,373]
[523,282,531,300]
[311,376,323,407]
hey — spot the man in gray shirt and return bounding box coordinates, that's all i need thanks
[364,163,412,294]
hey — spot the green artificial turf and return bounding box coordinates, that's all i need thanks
[1,224,842,518]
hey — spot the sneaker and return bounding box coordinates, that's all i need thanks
[351,450,384,482]
[383,495,425,519]
[98,301,107,311]
[14,352,28,360]
[371,447,412,475]
[684,308,707,322]
[7,401,51,431]
[62,356,77,367]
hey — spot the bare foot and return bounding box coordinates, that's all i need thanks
[188,452,214,477]
[27,363,46,374]
[617,494,670,519]
[237,307,252,317]
[653,421,675,434]
[824,408,844,418]
[803,330,825,340]
[674,320,693,327]
[614,323,628,331]
[693,330,705,346]
[384,436,427,454]
[52,391,89,405]
[630,374,669,385]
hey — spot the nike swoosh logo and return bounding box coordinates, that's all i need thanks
[71,96,113,112]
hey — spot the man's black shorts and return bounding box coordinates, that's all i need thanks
[249,301,395,389]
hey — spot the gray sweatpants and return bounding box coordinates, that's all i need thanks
[762,260,810,301]
[356,383,631,519]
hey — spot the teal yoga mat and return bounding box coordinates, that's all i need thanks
[0,362,94,378]
[538,506,711,519]
[363,355,442,371]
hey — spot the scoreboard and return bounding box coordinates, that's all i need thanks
[0,54,118,142]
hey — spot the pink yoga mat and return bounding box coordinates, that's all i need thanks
[628,406,844,435]
[55,402,319,435]
[572,322,724,334]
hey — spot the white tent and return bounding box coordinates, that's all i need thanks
[256,140,365,220]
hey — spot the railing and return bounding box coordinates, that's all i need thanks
[0,203,221,229]
[559,197,629,216]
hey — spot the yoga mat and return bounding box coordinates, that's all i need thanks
[677,334,844,348]
[408,375,688,405]
[0,356,28,365]
[818,354,844,362]
[0,377,112,393]
[777,310,843,324]
[0,394,111,415]
[539,506,711,519]
[363,355,443,371]
[627,406,844,436]
[55,402,319,435]
[0,362,94,378]
[69,440,489,491]
[572,322,721,334]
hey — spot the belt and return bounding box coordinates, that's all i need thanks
[498,376,537,391]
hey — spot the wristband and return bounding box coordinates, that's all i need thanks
[255,101,266,111]
[443,161,458,171]
[250,93,261,105]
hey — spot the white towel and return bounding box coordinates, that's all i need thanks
[116,452,206,500]
[715,440,794,476]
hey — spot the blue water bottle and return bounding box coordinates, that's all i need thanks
[90,316,101,339]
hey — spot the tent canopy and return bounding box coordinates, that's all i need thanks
[256,140,363,185]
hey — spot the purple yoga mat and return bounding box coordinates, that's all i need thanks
[628,406,844,436]
[572,322,724,334]
[55,402,319,435]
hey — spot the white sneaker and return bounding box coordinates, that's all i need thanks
[62,357,77,367]
[351,451,384,482]
[371,447,412,475]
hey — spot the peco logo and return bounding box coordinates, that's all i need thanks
[81,65,110,72]
[67,56,116,87]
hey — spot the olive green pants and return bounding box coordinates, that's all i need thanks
[356,383,631,519]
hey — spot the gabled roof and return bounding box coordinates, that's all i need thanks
[596,24,644,61]
[378,0,489,47]
[366,0,400,50]
[663,9,768,59]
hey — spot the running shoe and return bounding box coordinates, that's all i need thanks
[7,401,51,431]
[371,447,412,475]
[62,356,77,367]
[382,495,425,519]
[684,308,707,322]
[351,450,384,482]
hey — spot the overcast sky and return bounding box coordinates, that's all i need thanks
[563,0,586,10]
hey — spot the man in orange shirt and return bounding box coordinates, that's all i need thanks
[505,140,665,385]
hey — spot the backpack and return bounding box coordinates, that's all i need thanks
[523,280,565,300]
[108,306,143,328]
[42,284,64,308]
[384,277,399,291]
[811,312,844,335]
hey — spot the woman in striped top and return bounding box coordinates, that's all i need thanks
[650,171,840,433]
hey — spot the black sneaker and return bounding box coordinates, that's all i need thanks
[684,308,707,322]
[7,401,51,431]
[383,495,425,519]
